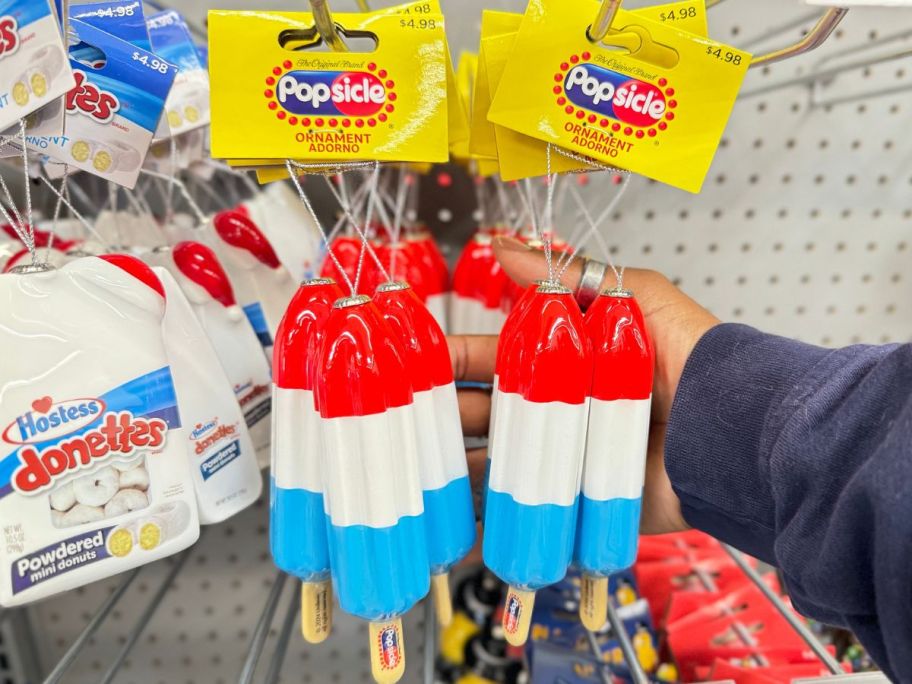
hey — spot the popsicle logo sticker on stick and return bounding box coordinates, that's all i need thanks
[370,620,405,682]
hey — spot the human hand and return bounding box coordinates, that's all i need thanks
[448,236,720,535]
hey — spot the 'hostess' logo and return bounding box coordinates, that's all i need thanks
[564,64,666,127]
[3,397,105,445]
[276,70,386,116]
[190,419,217,440]
[0,15,19,60]
[377,625,401,670]
[66,70,121,124]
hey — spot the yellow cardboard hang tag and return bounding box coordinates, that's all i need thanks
[486,0,709,181]
[450,51,478,162]
[487,0,749,193]
[208,7,449,164]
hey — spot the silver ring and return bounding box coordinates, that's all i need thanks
[575,257,608,311]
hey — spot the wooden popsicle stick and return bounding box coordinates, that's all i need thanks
[368,618,406,684]
[431,572,453,627]
[301,579,332,643]
[579,574,609,631]
[501,586,535,646]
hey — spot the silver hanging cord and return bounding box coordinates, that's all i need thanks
[285,159,356,294]
[38,176,112,252]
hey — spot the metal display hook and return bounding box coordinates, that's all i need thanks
[750,7,849,67]
[587,0,847,67]
[310,0,348,51]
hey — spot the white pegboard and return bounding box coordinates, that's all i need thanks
[16,1,912,683]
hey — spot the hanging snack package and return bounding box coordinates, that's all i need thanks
[146,10,210,139]
[0,0,75,132]
[0,255,200,607]
[210,208,298,359]
[153,267,263,524]
[483,0,708,181]
[40,18,176,188]
[487,0,749,193]
[146,242,273,469]
[208,3,449,166]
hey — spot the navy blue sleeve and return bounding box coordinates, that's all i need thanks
[665,323,912,680]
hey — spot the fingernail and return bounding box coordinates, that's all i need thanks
[492,236,530,252]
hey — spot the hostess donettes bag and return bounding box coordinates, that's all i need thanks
[0,256,200,607]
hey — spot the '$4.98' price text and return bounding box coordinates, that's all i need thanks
[399,17,437,29]
[131,51,171,74]
[705,46,743,66]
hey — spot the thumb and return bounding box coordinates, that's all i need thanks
[493,236,584,291]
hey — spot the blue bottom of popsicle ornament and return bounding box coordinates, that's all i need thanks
[269,478,330,581]
[573,495,642,575]
[327,514,431,621]
[482,489,579,590]
[424,476,477,573]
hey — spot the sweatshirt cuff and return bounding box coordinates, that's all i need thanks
[665,323,831,564]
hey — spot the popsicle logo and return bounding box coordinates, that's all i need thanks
[264,60,397,129]
[554,54,677,140]
[377,625,401,669]
[504,593,522,634]
[3,397,105,446]
[65,70,121,124]
[11,411,167,495]
[0,16,19,60]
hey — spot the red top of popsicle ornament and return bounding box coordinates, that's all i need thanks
[585,292,654,401]
[405,234,448,296]
[373,283,453,392]
[273,279,343,390]
[213,210,282,269]
[315,297,413,419]
[172,241,237,308]
[497,286,592,404]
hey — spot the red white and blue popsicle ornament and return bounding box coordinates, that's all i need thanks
[374,281,476,627]
[575,282,654,630]
[315,293,429,684]
[483,280,593,646]
[271,277,343,643]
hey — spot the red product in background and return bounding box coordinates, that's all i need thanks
[213,210,282,269]
[450,232,508,334]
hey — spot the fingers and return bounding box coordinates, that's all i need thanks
[447,334,498,383]
[458,390,491,437]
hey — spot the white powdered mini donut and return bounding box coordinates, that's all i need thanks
[118,466,150,491]
[49,481,76,512]
[104,489,149,518]
[73,467,120,507]
[51,510,65,527]
[111,456,144,472]
[61,504,105,526]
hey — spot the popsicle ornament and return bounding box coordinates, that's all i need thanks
[576,283,654,631]
[483,281,593,646]
[315,294,429,684]
[374,281,476,627]
[271,277,343,643]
